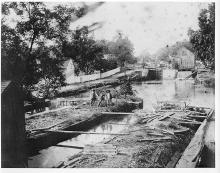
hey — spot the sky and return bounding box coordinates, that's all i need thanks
[3,1,209,56]
[69,2,209,56]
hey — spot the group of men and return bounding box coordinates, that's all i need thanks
[90,89,113,107]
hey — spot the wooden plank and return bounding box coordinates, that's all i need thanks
[187,114,206,119]
[207,109,214,120]
[147,132,165,137]
[189,111,207,115]
[106,123,129,125]
[187,106,211,110]
[44,130,129,135]
[178,121,202,125]
[101,112,135,115]
[144,126,175,136]
[147,116,162,123]
[158,113,175,121]
[176,118,208,167]
[174,128,190,135]
[83,144,117,155]
[157,110,187,112]
[137,137,172,142]
[54,144,84,149]
[93,158,106,163]
[171,116,198,122]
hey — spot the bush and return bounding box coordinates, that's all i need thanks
[119,77,134,98]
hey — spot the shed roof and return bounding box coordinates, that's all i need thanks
[1,80,11,94]
[63,59,73,69]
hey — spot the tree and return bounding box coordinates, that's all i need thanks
[62,26,105,74]
[154,41,193,62]
[188,3,215,70]
[1,2,82,99]
[1,22,28,80]
[108,32,135,67]
[119,77,134,98]
[29,45,65,98]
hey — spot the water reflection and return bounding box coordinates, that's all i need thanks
[28,115,135,168]
[133,80,214,111]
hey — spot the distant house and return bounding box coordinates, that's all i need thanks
[173,47,195,71]
[63,59,76,79]
[103,54,116,60]
[1,81,27,167]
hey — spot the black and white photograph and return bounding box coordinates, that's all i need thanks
[1,0,218,170]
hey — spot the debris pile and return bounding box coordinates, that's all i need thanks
[55,101,213,168]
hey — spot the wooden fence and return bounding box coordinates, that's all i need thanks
[66,67,121,84]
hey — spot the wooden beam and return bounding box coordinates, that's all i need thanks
[174,128,190,135]
[187,114,207,119]
[101,112,135,115]
[137,137,172,142]
[176,118,208,167]
[44,130,130,135]
[158,113,175,121]
[144,126,175,136]
[157,110,188,112]
[106,123,129,125]
[189,111,207,115]
[55,144,84,149]
[178,121,202,125]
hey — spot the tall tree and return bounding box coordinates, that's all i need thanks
[63,26,105,75]
[188,3,215,70]
[1,2,82,99]
[1,22,28,80]
[108,32,135,67]
[32,46,66,98]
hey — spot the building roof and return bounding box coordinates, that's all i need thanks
[1,80,11,94]
[63,59,72,69]
[176,46,194,54]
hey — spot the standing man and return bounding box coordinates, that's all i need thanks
[106,90,113,106]
[90,89,98,106]
[98,91,106,107]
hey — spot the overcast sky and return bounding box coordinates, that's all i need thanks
[3,1,209,56]
[69,2,209,56]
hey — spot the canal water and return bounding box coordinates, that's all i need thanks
[133,80,214,111]
[28,79,215,168]
[28,115,137,167]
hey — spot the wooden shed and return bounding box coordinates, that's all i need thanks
[1,80,27,167]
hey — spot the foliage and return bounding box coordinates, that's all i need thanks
[139,50,153,65]
[188,3,215,70]
[1,23,28,80]
[1,2,82,99]
[62,26,106,74]
[154,41,193,62]
[107,32,135,67]
[119,77,134,98]
[32,46,66,98]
